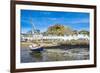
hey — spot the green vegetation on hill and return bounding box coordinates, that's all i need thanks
[46,24,74,36]
[21,24,89,36]
[79,30,89,36]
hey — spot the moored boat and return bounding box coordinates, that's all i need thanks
[29,44,44,52]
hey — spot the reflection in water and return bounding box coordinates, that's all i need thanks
[29,51,43,62]
[21,46,89,63]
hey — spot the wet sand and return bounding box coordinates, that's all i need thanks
[21,45,89,63]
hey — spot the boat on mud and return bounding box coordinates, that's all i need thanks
[29,44,44,52]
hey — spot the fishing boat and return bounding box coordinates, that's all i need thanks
[29,44,44,52]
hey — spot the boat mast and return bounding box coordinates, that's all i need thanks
[30,18,35,36]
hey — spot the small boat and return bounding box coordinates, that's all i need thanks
[29,44,44,52]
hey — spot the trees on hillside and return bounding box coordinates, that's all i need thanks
[46,24,74,36]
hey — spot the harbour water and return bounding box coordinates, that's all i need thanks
[21,45,89,63]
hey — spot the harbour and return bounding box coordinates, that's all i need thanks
[21,44,89,63]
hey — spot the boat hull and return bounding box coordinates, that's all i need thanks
[30,47,44,52]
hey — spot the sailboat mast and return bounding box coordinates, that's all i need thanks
[30,18,35,35]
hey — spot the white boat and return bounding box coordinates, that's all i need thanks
[29,44,44,52]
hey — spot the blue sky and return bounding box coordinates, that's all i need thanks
[21,9,90,33]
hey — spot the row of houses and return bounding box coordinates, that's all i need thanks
[21,34,89,42]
